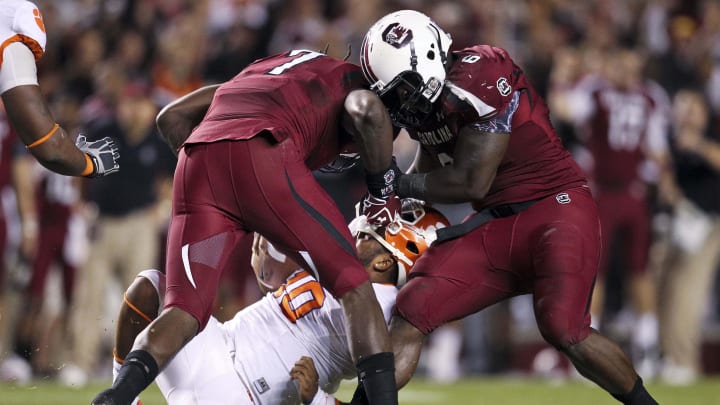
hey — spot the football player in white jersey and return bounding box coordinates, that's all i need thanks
[110,201,449,405]
[0,0,119,177]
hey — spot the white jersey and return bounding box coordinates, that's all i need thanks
[0,0,46,62]
[0,1,46,93]
[134,269,397,405]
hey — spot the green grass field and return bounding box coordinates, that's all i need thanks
[1,377,718,404]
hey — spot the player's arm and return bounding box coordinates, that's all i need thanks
[342,89,395,174]
[1,43,119,177]
[399,126,509,203]
[156,84,220,155]
[343,89,402,226]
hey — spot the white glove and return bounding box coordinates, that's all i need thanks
[75,134,120,177]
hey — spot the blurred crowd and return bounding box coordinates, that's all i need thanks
[0,0,718,391]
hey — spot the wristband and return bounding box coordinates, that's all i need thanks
[366,160,401,198]
[80,153,95,177]
[398,173,427,199]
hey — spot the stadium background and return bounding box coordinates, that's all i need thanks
[0,0,719,403]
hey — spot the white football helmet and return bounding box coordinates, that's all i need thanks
[349,199,450,287]
[360,10,452,127]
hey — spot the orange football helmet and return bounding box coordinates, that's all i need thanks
[350,199,450,286]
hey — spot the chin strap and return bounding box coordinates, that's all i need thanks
[396,262,408,287]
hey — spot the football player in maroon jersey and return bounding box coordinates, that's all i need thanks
[92,51,401,405]
[358,9,657,405]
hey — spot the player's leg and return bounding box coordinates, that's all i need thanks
[528,187,657,404]
[624,196,658,378]
[114,275,161,363]
[393,229,519,388]
[26,230,70,374]
[14,230,54,363]
[236,136,396,404]
[93,144,250,405]
[590,191,619,330]
[158,316,255,405]
[110,274,160,405]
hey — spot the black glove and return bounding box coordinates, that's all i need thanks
[76,134,120,177]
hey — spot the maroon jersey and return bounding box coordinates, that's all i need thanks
[407,45,586,210]
[36,172,75,227]
[583,84,657,190]
[187,50,366,170]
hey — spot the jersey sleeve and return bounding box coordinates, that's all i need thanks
[10,1,46,60]
[371,284,397,324]
[445,46,519,128]
[307,388,341,405]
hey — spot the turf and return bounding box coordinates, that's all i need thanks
[1,377,718,404]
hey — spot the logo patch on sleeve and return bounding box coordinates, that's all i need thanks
[496,77,512,96]
[382,23,413,48]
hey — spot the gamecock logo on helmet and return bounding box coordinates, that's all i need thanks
[382,23,413,48]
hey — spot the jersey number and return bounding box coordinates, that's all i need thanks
[268,50,324,75]
[273,270,326,323]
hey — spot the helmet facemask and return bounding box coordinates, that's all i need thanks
[377,71,443,128]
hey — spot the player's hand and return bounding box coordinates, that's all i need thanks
[290,356,319,404]
[76,134,120,177]
[361,192,401,228]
